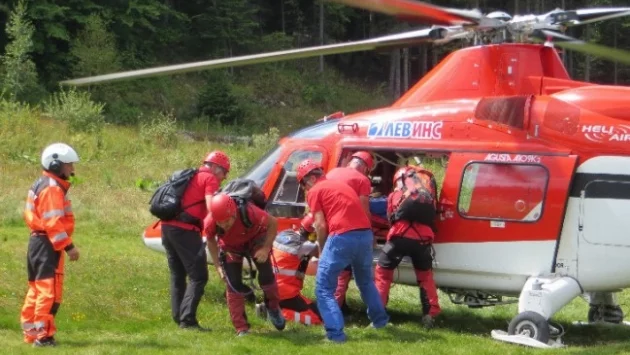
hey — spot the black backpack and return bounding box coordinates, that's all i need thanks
[219,178,267,228]
[390,167,438,231]
[149,168,205,225]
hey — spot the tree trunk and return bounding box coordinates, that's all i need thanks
[389,50,396,99]
[403,48,409,91]
[584,25,590,82]
[614,25,618,84]
[281,0,285,33]
[395,49,401,99]
[420,45,428,76]
[319,1,324,73]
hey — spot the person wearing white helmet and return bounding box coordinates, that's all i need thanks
[20,143,81,347]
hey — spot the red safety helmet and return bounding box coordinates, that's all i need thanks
[300,213,315,233]
[296,159,322,183]
[204,150,231,173]
[210,193,236,222]
[351,151,374,171]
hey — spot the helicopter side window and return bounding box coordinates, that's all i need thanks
[266,150,323,218]
[458,162,549,222]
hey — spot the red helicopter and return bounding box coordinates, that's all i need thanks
[63,0,630,349]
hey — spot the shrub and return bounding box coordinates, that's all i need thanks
[43,87,106,154]
[139,110,178,148]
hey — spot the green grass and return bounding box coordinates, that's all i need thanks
[2,103,630,354]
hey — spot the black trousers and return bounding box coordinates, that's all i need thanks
[161,224,209,325]
[377,237,433,271]
[222,252,276,293]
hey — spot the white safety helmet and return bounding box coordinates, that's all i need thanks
[41,143,80,173]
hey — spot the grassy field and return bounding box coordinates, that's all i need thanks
[2,108,630,354]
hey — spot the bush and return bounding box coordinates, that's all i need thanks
[196,73,245,126]
[139,110,178,148]
[252,126,280,153]
[44,87,106,135]
[0,96,41,161]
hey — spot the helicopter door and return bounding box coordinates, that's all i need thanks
[572,156,630,290]
[434,152,577,286]
[265,145,329,231]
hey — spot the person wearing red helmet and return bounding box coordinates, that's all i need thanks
[257,213,322,325]
[204,193,286,336]
[325,151,374,314]
[374,165,441,328]
[160,150,230,332]
[297,159,389,343]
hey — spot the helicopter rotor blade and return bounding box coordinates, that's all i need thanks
[548,7,630,27]
[532,29,630,65]
[61,27,448,87]
[328,0,482,26]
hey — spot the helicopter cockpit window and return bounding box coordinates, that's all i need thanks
[288,119,340,139]
[241,144,283,188]
[266,150,324,218]
[458,162,548,222]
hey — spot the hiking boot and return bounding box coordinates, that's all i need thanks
[340,301,351,316]
[421,315,434,329]
[267,308,286,331]
[33,337,56,347]
[179,322,212,332]
[255,303,268,319]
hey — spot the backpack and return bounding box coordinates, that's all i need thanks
[219,178,267,228]
[390,166,438,228]
[149,168,204,224]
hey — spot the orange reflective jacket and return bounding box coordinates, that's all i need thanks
[272,231,317,300]
[24,172,74,251]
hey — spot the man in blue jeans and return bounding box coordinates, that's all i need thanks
[296,159,389,343]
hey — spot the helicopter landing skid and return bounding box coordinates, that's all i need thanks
[490,330,565,349]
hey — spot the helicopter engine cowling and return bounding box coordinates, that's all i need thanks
[552,86,630,122]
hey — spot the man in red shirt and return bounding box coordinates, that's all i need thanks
[204,193,286,336]
[325,151,374,313]
[374,165,441,328]
[297,159,389,343]
[160,150,230,331]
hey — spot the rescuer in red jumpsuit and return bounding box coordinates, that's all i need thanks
[374,165,441,328]
[204,193,286,336]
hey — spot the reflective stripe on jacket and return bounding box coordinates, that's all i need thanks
[24,172,74,251]
[272,234,316,301]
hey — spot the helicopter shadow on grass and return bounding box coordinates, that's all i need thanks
[256,318,443,346]
[552,320,630,349]
[401,303,630,350]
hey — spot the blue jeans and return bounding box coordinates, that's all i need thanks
[316,229,389,342]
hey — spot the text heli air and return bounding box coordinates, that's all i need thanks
[61,0,630,349]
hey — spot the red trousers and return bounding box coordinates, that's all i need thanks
[374,237,441,317]
[221,249,281,333]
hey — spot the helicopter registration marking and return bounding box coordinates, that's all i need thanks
[367,121,443,139]
[490,221,505,228]
[484,153,541,163]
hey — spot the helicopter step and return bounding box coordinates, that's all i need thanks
[491,275,582,348]
[443,289,518,308]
